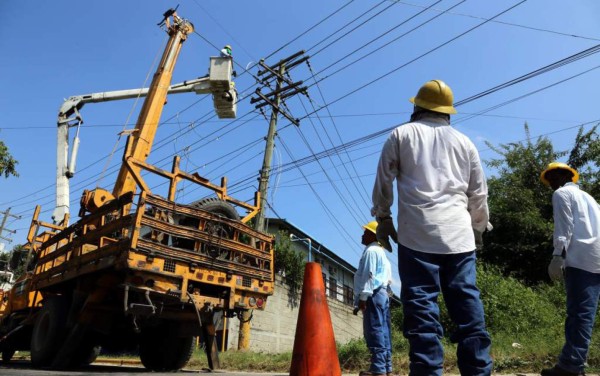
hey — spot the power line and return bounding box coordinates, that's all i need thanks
[275,135,363,256]
[261,0,357,62]
[301,0,528,118]
[190,0,258,62]
[309,0,400,57]
[390,0,600,42]
[454,44,600,106]
[293,101,369,225]
[310,0,466,83]
[305,0,390,54]
[455,64,600,125]
[305,60,372,206]
[2,111,589,130]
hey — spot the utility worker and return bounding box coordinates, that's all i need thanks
[540,162,600,376]
[220,44,232,58]
[371,79,492,376]
[354,221,394,376]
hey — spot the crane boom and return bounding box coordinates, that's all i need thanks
[112,13,193,199]
[53,78,214,223]
[53,12,236,224]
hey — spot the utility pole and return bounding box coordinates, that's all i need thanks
[236,51,308,351]
[0,207,21,246]
[251,50,308,234]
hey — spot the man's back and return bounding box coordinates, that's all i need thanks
[553,183,600,273]
[372,115,488,254]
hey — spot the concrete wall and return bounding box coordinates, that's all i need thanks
[226,275,363,353]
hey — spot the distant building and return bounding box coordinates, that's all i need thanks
[266,217,358,307]
[224,217,400,352]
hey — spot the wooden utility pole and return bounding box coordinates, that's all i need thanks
[0,207,20,245]
[251,50,308,234]
[236,51,308,351]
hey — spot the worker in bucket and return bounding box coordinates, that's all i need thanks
[354,221,394,376]
[540,162,600,376]
[220,44,232,58]
[371,80,492,376]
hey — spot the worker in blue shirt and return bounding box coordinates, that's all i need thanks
[354,221,394,376]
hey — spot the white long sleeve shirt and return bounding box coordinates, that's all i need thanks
[552,182,600,273]
[353,242,392,303]
[371,116,489,254]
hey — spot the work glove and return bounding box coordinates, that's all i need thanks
[376,216,397,252]
[474,229,483,250]
[548,255,565,282]
[474,222,493,250]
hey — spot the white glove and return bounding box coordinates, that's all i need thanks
[548,255,565,281]
[376,217,397,252]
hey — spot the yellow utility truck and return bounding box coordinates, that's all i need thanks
[0,10,274,371]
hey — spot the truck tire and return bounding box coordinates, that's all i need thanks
[71,344,101,366]
[30,297,68,367]
[193,197,240,220]
[139,326,195,371]
[1,349,15,363]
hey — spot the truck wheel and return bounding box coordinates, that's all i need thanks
[30,297,68,367]
[193,197,240,220]
[1,349,15,363]
[139,326,195,371]
[71,344,101,366]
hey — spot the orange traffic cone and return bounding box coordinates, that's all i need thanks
[290,262,342,376]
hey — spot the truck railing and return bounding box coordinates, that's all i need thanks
[122,150,261,223]
[27,151,274,298]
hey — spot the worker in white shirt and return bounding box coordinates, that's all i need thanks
[354,221,394,376]
[540,162,600,376]
[371,80,492,376]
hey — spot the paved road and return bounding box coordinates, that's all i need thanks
[0,360,545,375]
[0,360,288,376]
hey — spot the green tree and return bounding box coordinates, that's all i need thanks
[0,244,27,284]
[481,123,600,283]
[273,230,305,306]
[0,140,18,178]
[7,244,28,280]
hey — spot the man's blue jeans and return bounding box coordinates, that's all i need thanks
[558,267,600,373]
[364,287,392,374]
[398,244,492,376]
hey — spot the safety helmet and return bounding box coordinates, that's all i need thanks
[224,45,231,50]
[540,162,579,186]
[362,221,378,235]
[409,79,457,115]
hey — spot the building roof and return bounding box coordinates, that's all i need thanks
[266,217,356,274]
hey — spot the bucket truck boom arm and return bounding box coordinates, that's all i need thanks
[53,17,236,224]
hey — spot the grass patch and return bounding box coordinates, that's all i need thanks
[197,266,600,374]
[188,348,292,372]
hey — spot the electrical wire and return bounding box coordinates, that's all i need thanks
[275,135,363,256]
[305,60,372,205]
[390,0,600,42]
[301,0,528,118]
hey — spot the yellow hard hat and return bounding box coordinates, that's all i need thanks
[409,79,457,115]
[224,45,231,49]
[362,221,377,235]
[540,162,579,186]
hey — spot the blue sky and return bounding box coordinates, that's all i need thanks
[1,1,600,289]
